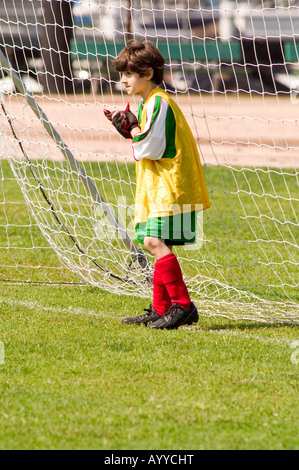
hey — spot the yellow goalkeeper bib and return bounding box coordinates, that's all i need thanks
[133,88,210,225]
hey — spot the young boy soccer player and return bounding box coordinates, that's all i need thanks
[104,40,210,329]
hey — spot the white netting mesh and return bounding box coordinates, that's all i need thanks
[0,0,298,323]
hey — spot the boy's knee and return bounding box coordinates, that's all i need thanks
[144,236,162,251]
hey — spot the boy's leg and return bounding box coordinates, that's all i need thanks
[121,237,197,328]
[121,237,171,325]
[143,236,172,260]
[144,237,198,329]
[153,261,172,316]
[144,237,191,309]
[155,252,191,309]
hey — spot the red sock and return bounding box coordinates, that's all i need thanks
[156,253,191,309]
[153,262,172,316]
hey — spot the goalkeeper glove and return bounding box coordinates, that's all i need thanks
[104,103,139,139]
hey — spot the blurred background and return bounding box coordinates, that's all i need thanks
[1,0,299,95]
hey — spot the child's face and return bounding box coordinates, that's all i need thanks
[120,69,154,99]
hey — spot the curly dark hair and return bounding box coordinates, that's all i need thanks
[113,40,165,85]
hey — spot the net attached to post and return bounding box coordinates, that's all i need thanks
[0,0,298,323]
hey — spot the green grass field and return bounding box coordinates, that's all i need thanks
[0,283,298,450]
[0,160,298,449]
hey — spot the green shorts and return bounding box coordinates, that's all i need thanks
[135,211,197,246]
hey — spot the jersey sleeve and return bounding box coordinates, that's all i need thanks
[132,95,169,161]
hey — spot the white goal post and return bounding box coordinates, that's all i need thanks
[0,0,298,323]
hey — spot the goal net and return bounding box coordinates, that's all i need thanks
[0,0,298,323]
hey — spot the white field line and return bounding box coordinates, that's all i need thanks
[0,295,294,346]
[0,295,107,318]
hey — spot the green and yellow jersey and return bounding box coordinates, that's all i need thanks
[132,88,210,231]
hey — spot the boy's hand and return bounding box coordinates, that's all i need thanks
[103,108,114,121]
[103,104,139,139]
[112,110,139,139]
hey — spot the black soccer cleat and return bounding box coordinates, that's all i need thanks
[121,305,161,326]
[149,302,198,330]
